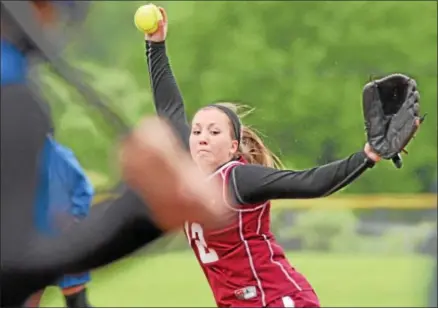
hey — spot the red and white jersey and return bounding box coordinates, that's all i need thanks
[184,160,315,307]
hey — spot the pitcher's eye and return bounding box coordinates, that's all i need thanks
[192,130,201,135]
[211,130,221,135]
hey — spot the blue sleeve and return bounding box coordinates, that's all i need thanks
[49,139,94,287]
[1,40,27,85]
[52,140,94,220]
[35,137,94,234]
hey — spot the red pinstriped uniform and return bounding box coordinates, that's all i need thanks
[184,160,320,308]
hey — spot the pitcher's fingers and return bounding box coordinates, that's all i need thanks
[158,7,168,24]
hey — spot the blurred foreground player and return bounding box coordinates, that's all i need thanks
[144,7,424,307]
[24,137,94,308]
[1,1,228,307]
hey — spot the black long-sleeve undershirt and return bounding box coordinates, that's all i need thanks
[146,41,190,149]
[146,41,374,205]
[229,151,371,204]
[2,188,162,307]
[13,190,161,275]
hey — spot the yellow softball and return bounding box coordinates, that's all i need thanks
[134,4,163,34]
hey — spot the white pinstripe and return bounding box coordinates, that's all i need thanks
[238,211,267,307]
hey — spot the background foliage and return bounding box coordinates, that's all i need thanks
[34,2,437,307]
[41,1,437,193]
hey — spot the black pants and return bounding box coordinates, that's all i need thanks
[1,84,55,307]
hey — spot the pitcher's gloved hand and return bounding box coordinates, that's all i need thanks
[362,73,425,168]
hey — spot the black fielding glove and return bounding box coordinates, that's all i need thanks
[362,73,425,168]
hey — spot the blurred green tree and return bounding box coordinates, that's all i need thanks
[42,1,437,193]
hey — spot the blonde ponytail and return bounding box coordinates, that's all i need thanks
[215,102,283,169]
[239,126,283,168]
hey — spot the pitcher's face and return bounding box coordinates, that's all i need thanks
[190,108,238,173]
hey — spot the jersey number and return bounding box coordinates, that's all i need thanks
[185,222,219,264]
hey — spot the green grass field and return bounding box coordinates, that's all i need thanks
[41,251,433,307]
